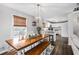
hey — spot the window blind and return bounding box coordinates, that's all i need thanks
[14,15,26,27]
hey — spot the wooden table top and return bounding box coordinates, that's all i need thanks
[6,34,48,51]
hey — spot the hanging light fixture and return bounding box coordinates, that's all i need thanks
[33,4,45,28]
[36,4,46,28]
[36,4,40,23]
[36,4,42,34]
[34,3,41,27]
[37,4,40,18]
[32,4,41,26]
[32,4,40,26]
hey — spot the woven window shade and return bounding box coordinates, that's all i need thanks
[14,15,26,27]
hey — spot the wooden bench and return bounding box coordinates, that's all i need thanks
[24,41,50,55]
[0,49,17,55]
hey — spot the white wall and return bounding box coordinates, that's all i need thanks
[61,22,68,37]
[0,5,37,51]
[68,11,79,38]
[72,12,79,37]
[67,12,79,54]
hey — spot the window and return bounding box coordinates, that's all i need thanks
[12,15,27,41]
[14,15,26,27]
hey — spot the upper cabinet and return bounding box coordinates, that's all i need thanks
[14,15,26,27]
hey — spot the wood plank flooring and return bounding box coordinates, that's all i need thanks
[51,35,73,55]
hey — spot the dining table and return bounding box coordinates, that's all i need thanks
[6,34,49,51]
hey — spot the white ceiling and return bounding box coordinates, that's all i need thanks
[0,3,77,20]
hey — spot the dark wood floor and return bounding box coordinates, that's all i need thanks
[50,35,73,55]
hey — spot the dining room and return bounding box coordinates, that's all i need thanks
[0,3,79,55]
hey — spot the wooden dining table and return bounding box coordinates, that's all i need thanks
[6,34,49,51]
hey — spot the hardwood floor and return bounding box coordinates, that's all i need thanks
[62,37,68,45]
[50,35,73,55]
[63,44,73,55]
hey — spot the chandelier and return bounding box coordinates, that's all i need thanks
[32,4,40,26]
